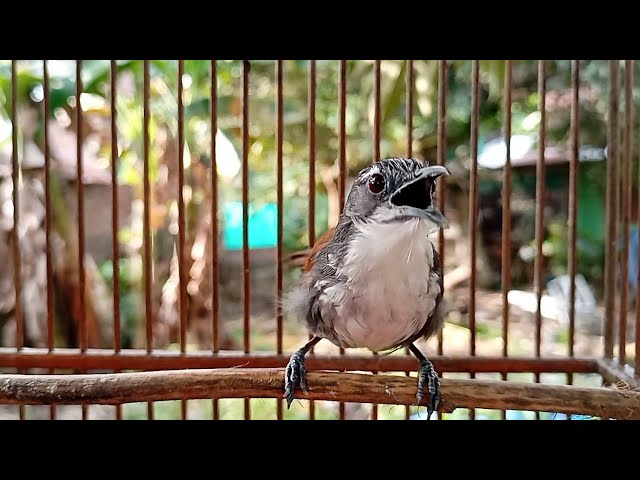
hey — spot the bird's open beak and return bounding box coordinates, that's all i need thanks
[389,165,449,227]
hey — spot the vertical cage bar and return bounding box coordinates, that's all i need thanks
[501,61,512,359]
[76,60,88,420]
[501,60,513,420]
[142,60,154,420]
[437,60,447,358]
[534,60,547,360]
[43,60,56,420]
[373,60,381,162]
[436,59,448,421]
[636,62,640,377]
[604,61,620,359]
[308,60,317,254]
[534,60,547,421]
[11,61,23,352]
[371,59,382,421]
[11,60,25,421]
[210,60,220,420]
[307,59,316,421]
[338,59,347,420]
[111,61,121,355]
[276,60,284,354]
[242,60,251,419]
[276,59,285,420]
[177,61,187,352]
[44,61,54,348]
[469,60,480,420]
[406,60,414,158]
[534,60,547,406]
[177,60,188,420]
[469,63,479,347]
[338,60,347,213]
[76,60,87,354]
[565,61,580,418]
[620,60,633,366]
[404,59,414,421]
[568,60,580,370]
[110,60,123,421]
[637,70,640,377]
[143,61,153,353]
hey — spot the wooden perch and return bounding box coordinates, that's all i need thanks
[1,369,639,419]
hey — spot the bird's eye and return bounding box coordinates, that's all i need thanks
[368,173,385,194]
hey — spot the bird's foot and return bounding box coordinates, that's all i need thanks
[283,350,308,409]
[416,357,440,420]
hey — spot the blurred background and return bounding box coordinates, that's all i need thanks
[0,60,632,419]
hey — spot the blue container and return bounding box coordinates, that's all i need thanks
[223,201,278,250]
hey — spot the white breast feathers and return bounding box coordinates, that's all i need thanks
[318,218,441,352]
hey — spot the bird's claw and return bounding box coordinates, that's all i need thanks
[415,358,440,420]
[283,351,308,408]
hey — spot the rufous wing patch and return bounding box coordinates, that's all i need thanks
[303,226,336,272]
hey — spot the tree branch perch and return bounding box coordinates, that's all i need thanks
[1,368,639,419]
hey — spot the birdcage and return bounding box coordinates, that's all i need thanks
[0,59,637,420]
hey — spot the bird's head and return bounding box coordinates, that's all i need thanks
[343,157,449,233]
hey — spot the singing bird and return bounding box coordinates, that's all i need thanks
[284,157,449,419]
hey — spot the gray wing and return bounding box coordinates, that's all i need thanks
[282,223,349,341]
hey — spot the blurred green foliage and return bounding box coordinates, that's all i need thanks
[0,59,627,291]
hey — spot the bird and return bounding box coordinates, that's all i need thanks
[283,157,449,419]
